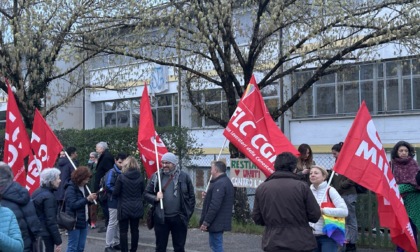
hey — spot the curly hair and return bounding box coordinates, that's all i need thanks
[40,168,61,188]
[122,156,140,173]
[391,141,415,160]
[71,166,92,186]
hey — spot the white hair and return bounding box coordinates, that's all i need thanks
[40,168,61,187]
[96,141,108,150]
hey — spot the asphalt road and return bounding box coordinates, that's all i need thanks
[58,221,393,252]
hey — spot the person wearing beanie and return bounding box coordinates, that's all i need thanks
[144,152,196,252]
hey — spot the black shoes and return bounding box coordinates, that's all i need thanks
[104,244,120,252]
[345,243,357,251]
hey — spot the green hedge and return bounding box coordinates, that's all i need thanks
[0,126,202,170]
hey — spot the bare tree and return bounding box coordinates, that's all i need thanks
[0,0,128,127]
[85,0,419,124]
[81,0,419,221]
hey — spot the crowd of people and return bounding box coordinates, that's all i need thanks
[0,139,419,252]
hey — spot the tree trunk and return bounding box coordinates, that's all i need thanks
[229,142,251,223]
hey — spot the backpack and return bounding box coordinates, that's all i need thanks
[98,169,119,202]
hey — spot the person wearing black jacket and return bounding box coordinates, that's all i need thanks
[144,152,196,252]
[113,156,145,252]
[55,147,78,208]
[199,161,234,252]
[94,141,114,233]
[64,166,97,252]
[32,168,63,252]
[0,162,42,252]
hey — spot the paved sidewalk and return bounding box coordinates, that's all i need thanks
[59,220,393,252]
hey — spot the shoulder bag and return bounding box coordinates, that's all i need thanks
[320,187,346,245]
[57,190,76,231]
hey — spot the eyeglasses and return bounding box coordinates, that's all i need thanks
[89,156,95,159]
[161,161,171,165]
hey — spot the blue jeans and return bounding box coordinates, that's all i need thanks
[67,222,88,252]
[209,232,224,252]
[313,235,338,252]
[342,194,358,243]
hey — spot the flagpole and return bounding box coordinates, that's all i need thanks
[321,169,336,204]
[153,132,164,209]
[205,138,228,192]
[65,151,97,205]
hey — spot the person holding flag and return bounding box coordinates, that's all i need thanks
[390,141,420,252]
[144,152,196,252]
[309,165,348,251]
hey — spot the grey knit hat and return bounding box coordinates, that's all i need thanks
[161,152,178,165]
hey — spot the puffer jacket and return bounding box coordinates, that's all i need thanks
[32,186,62,246]
[309,181,348,235]
[64,182,91,229]
[0,205,24,252]
[1,182,42,252]
[113,169,145,220]
[55,157,78,201]
[252,171,321,252]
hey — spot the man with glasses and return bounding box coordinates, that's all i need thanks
[144,152,196,252]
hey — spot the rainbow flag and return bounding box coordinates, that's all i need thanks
[322,215,346,245]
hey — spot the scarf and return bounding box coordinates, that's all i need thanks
[392,157,420,190]
[154,167,181,197]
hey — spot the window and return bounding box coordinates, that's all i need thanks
[292,57,420,118]
[94,93,178,128]
[191,86,279,128]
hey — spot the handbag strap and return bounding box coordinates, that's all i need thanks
[326,187,336,207]
[162,175,174,193]
[60,190,68,213]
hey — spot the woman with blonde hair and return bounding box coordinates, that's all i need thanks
[113,156,145,252]
[309,165,348,252]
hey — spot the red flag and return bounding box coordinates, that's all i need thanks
[4,82,31,186]
[223,75,299,177]
[138,84,168,178]
[334,101,417,252]
[26,109,63,194]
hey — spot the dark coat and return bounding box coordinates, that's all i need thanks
[64,182,91,229]
[113,169,145,220]
[252,171,321,252]
[199,173,234,233]
[144,169,195,225]
[55,157,78,201]
[1,182,42,252]
[331,173,357,196]
[32,186,62,246]
[94,149,114,192]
